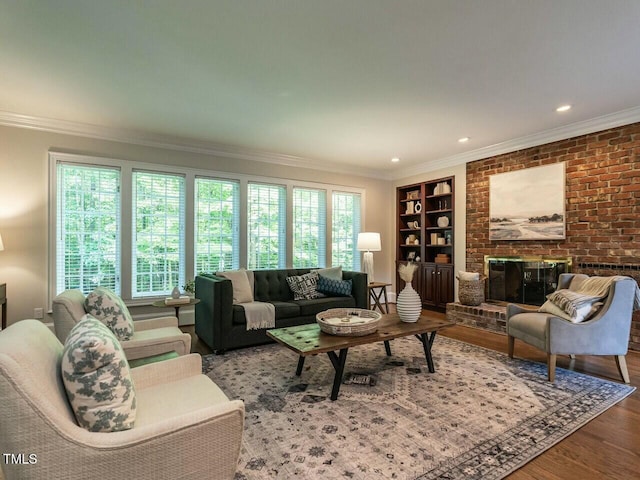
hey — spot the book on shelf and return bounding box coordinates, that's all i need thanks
[165,296,191,305]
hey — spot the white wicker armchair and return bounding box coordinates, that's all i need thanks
[0,320,244,480]
[52,289,191,360]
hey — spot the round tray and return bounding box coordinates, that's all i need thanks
[316,308,382,336]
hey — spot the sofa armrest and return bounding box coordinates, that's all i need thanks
[342,270,368,309]
[195,274,234,351]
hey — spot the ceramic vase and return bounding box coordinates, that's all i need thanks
[397,282,422,323]
[171,286,181,299]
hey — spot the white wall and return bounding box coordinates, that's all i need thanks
[0,124,393,326]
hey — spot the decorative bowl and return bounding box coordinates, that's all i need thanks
[316,308,382,336]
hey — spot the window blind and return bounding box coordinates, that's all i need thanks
[195,177,240,272]
[293,187,327,268]
[247,182,286,269]
[332,191,361,271]
[132,171,185,297]
[56,163,121,295]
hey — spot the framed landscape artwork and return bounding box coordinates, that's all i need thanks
[489,162,565,240]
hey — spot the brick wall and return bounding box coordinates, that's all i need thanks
[466,122,640,350]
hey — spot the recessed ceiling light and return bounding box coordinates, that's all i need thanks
[458,137,470,143]
[556,104,571,112]
[391,157,400,163]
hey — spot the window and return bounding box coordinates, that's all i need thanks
[247,183,286,269]
[332,192,361,271]
[56,163,121,295]
[132,171,185,297]
[293,187,326,268]
[51,153,364,303]
[195,177,240,272]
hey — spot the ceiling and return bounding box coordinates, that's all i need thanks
[2,1,640,179]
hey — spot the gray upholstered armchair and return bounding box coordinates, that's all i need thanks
[507,273,638,383]
[0,319,244,480]
[52,289,191,361]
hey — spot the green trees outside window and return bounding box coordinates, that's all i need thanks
[248,183,286,270]
[195,177,239,273]
[332,192,361,271]
[132,171,185,297]
[56,164,120,295]
[53,155,363,300]
[293,187,326,268]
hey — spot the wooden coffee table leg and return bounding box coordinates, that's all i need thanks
[326,348,349,401]
[416,333,436,373]
[384,340,392,356]
[296,356,306,376]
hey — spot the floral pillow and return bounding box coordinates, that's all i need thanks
[287,271,321,300]
[61,314,136,432]
[84,287,134,341]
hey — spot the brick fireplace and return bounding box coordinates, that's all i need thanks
[463,122,640,350]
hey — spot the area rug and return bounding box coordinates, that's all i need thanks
[202,336,634,480]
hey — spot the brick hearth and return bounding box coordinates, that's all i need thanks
[446,302,507,333]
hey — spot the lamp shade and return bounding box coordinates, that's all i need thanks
[357,232,381,252]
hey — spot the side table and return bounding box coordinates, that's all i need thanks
[151,297,200,320]
[368,282,391,314]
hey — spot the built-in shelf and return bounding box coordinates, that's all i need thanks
[396,176,455,311]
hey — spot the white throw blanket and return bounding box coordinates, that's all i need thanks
[548,275,640,318]
[239,301,276,330]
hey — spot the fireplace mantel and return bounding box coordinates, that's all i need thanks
[484,255,572,306]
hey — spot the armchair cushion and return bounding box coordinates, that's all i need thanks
[85,286,135,340]
[61,315,136,432]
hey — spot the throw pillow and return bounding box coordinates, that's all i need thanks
[84,287,135,341]
[286,271,321,300]
[316,266,343,281]
[218,269,254,304]
[458,271,480,281]
[61,314,136,432]
[317,276,353,297]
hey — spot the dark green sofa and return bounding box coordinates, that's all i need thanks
[195,269,368,354]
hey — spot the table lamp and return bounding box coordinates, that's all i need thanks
[357,232,381,283]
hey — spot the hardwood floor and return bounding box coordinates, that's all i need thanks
[181,310,640,479]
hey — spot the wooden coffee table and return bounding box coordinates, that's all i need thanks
[267,313,455,400]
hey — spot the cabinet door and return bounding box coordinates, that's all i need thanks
[436,265,454,305]
[421,263,437,305]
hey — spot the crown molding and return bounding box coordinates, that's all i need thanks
[0,111,388,180]
[390,105,640,180]
[3,106,639,182]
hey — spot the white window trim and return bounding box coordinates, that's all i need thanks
[48,151,366,307]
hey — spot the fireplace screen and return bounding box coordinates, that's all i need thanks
[485,256,572,306]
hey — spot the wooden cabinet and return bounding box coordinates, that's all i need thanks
[422,263,453,307]
[396,177,454,310]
